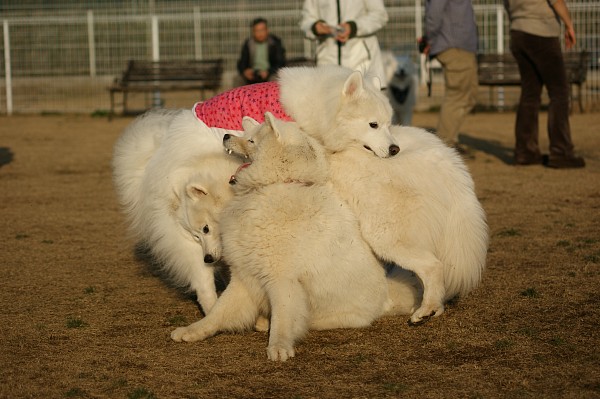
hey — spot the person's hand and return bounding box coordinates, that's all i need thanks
[314,21,332,36]
[335,23,351,43]
[258,70,269,80]
[243,68,255,81]
[565,25,576,49]
[418,36,431,56]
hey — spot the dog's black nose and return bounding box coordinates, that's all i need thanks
[204,254,215,264]
[223,134,231,142]
[389,144,400,156]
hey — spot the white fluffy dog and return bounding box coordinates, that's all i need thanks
[326,125,489,324]
[278,67,488,324]
[112,109,241,314]
[171,114,420,361]
[383,52,418,125]
[112,65,394,323]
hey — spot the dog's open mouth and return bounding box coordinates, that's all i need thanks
[229,162,252,185]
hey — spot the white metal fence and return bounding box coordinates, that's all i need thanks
[1,1,599,115]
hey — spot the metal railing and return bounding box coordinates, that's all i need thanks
[1,1,598,114]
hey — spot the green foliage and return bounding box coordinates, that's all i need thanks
[520,288,539,298]
[66,317,87,329]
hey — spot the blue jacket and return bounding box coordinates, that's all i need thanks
[425,0,478,57]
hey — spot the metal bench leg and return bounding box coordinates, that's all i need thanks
[109,91,114,121]
[123,91,128,116]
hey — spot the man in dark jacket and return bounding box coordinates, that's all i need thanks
[237,18,286,85]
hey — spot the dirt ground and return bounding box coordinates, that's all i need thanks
[0,110,599,399]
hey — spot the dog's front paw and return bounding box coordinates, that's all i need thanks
[409,303,444,326]
[267,345,295,362]
[170,325,205,342]
[254,316,270,332]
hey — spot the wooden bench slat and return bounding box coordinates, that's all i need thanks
[477,51,588,112]
[108,58,224,119]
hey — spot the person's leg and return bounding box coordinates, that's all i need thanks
[532,38,584,168]
[510,31,543,164]
[435,48,478,147]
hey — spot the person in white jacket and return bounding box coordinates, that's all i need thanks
[300,0,388,88]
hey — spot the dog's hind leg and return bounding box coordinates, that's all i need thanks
[265,279,309,362]
[170,276,261,343]
[385,248,446,325]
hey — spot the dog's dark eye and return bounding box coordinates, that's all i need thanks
[202,225,209,234]
[248,139,254,144]
[369,122,378,129]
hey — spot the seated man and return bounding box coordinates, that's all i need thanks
[237,17,286,85]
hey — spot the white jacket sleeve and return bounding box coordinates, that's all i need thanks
[300,0,322,40]
[352,0,388,37]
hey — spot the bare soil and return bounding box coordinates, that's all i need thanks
[0,111,599,399]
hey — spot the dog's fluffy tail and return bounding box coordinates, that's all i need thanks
[112,109,179,228]
[439,156,489,301]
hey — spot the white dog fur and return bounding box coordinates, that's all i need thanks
[278,67,488,324]
[170,113,420,361]
[112,109,241,314]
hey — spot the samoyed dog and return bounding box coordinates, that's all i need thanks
[112,109,242,314]
[327,125,489,324]
[383,52,418,125]
[278,67,489,325]
[113,65,398,320]
[170,113,420,361]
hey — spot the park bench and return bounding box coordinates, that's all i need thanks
[108,59,224,119]
[285,56,316,67]
[477,51,589,112]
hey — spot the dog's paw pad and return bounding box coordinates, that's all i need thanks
[267,345,295,362]
[170,327,186,342]
[254,316,270,332]
[409,306,444,326]
[170,327,200,342]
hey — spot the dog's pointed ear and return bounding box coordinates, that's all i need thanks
[242,116,260,132]
[264,112,281,140]
[342,71,364,98]
[185,183,208,200]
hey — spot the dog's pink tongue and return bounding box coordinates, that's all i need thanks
[237,162,251,173]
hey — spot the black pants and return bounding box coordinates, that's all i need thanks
[510,30,575,160]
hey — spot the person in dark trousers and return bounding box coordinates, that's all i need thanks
[237,17,286,85]
[504,0,585,168]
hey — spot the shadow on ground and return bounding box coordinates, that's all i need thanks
[0,147,14,168]
[459,133,514,164]
[414,125,514,165]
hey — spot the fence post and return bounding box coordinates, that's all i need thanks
[496,5,505,109]
[87,10,97,77]
[415,0,428,86]
[193,7,203,60]
[151,15,162,107]
[3,20,13,115]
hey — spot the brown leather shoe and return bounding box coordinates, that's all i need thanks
[544,155,586,169]
[514,154,543,166]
